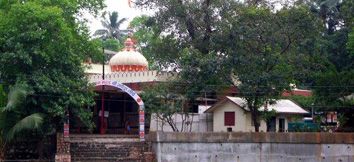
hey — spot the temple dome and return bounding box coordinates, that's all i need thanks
[109,38,148,72]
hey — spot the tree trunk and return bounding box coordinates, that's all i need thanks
[251,107,260,132]
[189,113,194,132]
[266,121,270,132]
[254,121,260,132]
[0,143,6,160]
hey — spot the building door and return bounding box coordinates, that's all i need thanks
[268,117,276,132]
[278,118,285,132]
[94,82,146,141]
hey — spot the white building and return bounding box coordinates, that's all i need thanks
[205,96,309,132]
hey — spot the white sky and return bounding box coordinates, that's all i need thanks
[85,0,285,35]
[85,0,151,34]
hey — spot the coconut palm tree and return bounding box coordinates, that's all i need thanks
[0,83,44,141]
[94,11,128,40]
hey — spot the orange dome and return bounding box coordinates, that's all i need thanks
[109,38,148,72]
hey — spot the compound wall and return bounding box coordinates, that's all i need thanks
[148,132,354,162]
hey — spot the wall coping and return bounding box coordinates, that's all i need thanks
[147,131,354,144]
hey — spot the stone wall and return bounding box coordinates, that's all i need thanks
[55,133,71,162]
[148,132,354,162]
[4,135,56,161]
[69,134,153,162]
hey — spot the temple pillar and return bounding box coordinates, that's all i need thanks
[139,105,145,141]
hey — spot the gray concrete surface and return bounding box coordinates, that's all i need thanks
[148,132,354,162]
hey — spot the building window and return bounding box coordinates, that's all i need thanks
[224,112,235,126]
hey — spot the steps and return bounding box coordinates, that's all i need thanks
[70,134,149,162]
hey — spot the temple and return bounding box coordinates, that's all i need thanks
[72,37,173,141]
[71,37,312,141]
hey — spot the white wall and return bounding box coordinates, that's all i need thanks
[149,113,213,132]
[212,101,266,132]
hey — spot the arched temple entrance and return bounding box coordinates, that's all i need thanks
[71,80,146,141]
[95,80,145,141]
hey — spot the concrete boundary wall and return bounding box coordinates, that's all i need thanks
[148,132,354,144]
[147,132,354,162]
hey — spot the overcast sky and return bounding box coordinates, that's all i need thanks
[85,0,151,34]
[85,0,285,35]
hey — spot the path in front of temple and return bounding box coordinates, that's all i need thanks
[69,134,151,162]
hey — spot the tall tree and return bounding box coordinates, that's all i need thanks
[0,0,104,141]
[220,5,322,131]
[94,11,127,40]
[136,0,218,60]
[137,1,323,131]
[135,0,229,105]
[307,0,354,114]
[129,15,161,69]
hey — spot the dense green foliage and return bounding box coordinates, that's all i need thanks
[103,39,124,51]
[0,0,104,140]
[92,38,124,52]
[0,83,44,141]
[136,0,329,131]
[221,5,322,131]
[129,16,164,70]
[0,85,5,107]
[287,95,315,111]
[349,28,354,55]
[308,0,354,112]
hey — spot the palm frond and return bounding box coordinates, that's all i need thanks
[93,29,109,36]
[116,18,128,28]
[320,0,339,8]
[109,12,119,28]
[6,113,44,141]
[98,11,127,39]
[101,20,111,30]
[2,84,27,112]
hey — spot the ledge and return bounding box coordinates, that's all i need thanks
[147,131,354,144]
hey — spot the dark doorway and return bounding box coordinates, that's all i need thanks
[95,91,139,134]
[267,117,276,132]
[279,118,285,132]
[70,89,142,134]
